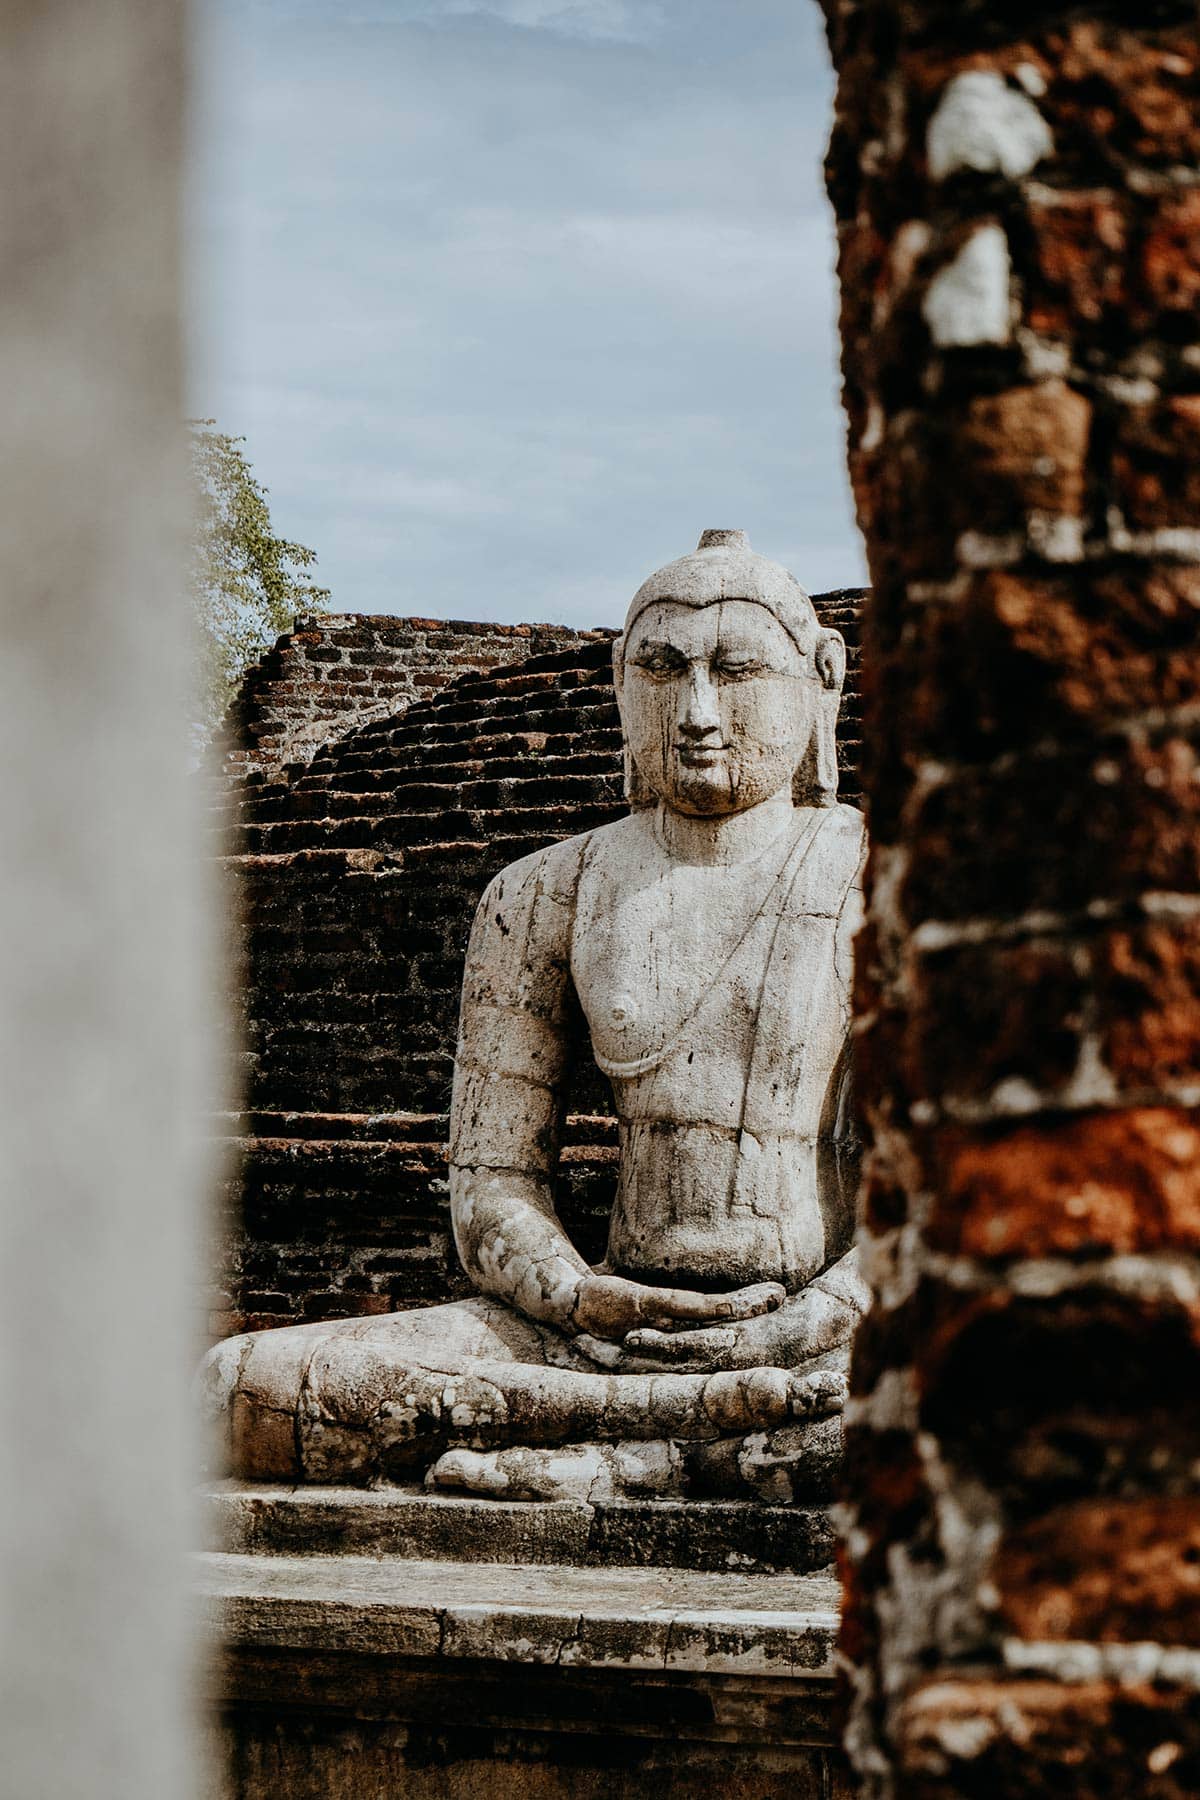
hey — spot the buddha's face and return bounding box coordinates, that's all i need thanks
[618,599,817,817]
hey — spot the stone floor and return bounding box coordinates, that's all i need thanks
[199,1483,850,1798]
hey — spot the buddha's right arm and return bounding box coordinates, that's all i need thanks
[449,844,593,1328]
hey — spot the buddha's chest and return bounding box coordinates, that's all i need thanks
[570,858,773,1074]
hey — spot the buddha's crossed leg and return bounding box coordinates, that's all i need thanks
[198,1295,846,1500]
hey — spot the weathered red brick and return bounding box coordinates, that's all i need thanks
[900,731,1200,924]
[992,1498,1200,1644]
[1026,192,1129,335]
[853,413,960,584]
[914,1284,1200,1505]
[1138,189,1200,324]
[905,934,1086,1104]
[899,1675,1200,1799]
[842,1428,935,1566]
[839,1428,938,1671]
[1113,398,1200,531]
[861,1162,911,1235]
[927,1110,1200,1259]
[1054,20,1200,168]
[849,1293,924,1397]
[894,568,1200,761]
[1096,918,1200,1089]
[897,43,1049,107]
[956,382,1091,529]
[822,0,1200,1787]
[907,915,1200,1107]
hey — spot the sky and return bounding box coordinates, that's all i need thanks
[191,0,866,629]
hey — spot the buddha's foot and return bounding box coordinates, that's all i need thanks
[685,1413,844,1504]
[428,1410,844,1506]
[428,1440,685,1505]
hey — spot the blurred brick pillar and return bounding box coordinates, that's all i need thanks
[818,4,1200,1794]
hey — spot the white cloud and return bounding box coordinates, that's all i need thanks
[242,0,667,40]
[437,0,666,40]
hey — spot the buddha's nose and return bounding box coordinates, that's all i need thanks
[678,666,721,738]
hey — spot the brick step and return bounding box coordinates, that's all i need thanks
[219,1132,616,1171]
[330,669,605,742]
[297,725,622,780]
[284,720,602,785]
[236,771,624,827]
[292,744,621,794]
[224,832,613,881]
[344,640,613,709]
[211,1109,617,1144]
[240,991,462,1028]
[228,801,624,855]
[363,690,620,744]
[241,748,618,806]
[223,845,497,879]
[419,664,594,704]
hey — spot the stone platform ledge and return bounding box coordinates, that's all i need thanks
[201,1479,836,1575]
[196,1549,840,1679]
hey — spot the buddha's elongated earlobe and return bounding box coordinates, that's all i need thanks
[794,628,846,807]
[614,633,655,809]
[814,629,847,695]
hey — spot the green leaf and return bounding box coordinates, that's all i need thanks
[187,420,331,735]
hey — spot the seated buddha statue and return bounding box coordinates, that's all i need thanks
[200,530,869,1504]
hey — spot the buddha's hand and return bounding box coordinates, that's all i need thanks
[612,1254,870,1373]
[570,1274,784,1351]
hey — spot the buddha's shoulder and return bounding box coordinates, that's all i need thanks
[807,803,867,908]
[820,802,867,874]
[779,804,866,922]
[481,812,646,913]
[482,805,864,912]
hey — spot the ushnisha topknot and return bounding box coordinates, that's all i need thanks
[619,529,820,663]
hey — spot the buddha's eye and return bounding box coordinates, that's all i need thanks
[631,645,686,677]
[714,656,764,681]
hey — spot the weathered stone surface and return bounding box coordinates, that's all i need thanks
[203,533,870,1504]
[202,1480,837,1574]
[197,1551,840,1676]
[202,1549,849,1798]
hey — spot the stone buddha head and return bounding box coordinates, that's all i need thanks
[613,529,847,817]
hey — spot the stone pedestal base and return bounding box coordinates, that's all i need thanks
[198,1484,850,1799]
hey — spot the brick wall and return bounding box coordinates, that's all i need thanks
[819,4,1200,1795]
[212,592,865,1340]
[222,614,603,781]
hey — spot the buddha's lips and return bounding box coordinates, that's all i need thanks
[677,743,729,768]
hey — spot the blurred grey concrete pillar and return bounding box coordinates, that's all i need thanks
[0,3,212,1796]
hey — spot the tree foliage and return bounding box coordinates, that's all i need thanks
[189,420,330,732]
